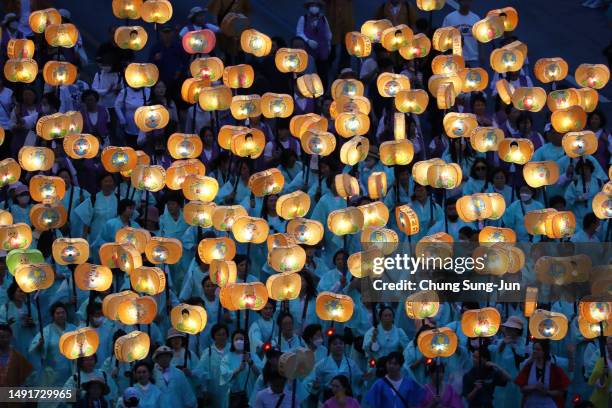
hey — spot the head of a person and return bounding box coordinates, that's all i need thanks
[50,302,67,325]
[211,323,229,347]
[328,334,345,357]
[385,351,404,377]
[532,339,551,362]
[20,87,37,106]
[517,113,533,135]
[7,282,25,303]
[167,330,186,350]
[303,324,323,348]
[200,126,214,147]
[588,110,606,131]
[87,302,105,328]
[41,92,60,115]
[81,90,100,112]
[519,185,534,203]
[446,197,458,222]
[470,158,488,180]
[235,254,250,277]
[133,361,152,385]
[279,148,298,169]
[491,168,507,189]
[190,7,207,26]
[290,36,307,50]
[576,159,594,179]
[547,129,563,146]
[471,346,491,367]
[99,173,116,194]
[84,379,105,399]
[549,195,566,212]
[378,305,395,328]
[333,249,348,271]
[459,0,472,13]
[330,375,353,398]
[117,198,135,219]
[202,276,217,300]
[78,354,97,372]
[264,365,287,393]
[278,312,295,337]
[501,316,523,339]
[413,183,429,202]
[260,301,276,320]
[231,330,247,352]
[14,185,30,207]
[164,192,183,216]
[154,347,172,368]
[159,25,175,45]
[153,81,167,98]
[306,0,322,16]
[470,93,487,116]
[0,324,12,349]
[57,168,74,187]
[122,388,140,408]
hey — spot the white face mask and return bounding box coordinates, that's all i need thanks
[313,337,323,347]
[309,6,320,14]
[234,339,244,351]
[520,193,532,202]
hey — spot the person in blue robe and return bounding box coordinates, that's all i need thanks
[57,168,91,238]
[151,345,197,408]
[220,330,260,407]
[502,185,545,242]
[131,360,163,408]
[194,323,231,408]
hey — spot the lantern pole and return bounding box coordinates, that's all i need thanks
[578,157,587,204]
[183,334,189,368]
[443,189,448,233]
[26,293,32,317]
[599,321,607,368]
[130,362,135,386]
[35,291,44,341]
[291,378,297,408]
[542,186,549,207]
[164,265,171,316]
[70,264,78,312]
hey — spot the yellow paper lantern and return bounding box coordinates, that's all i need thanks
[575,64,610,89]
[223,64,254,89]
[335,112,370,138]
[266,272,301,301]
[472,15,504,43]
[578,316,612,339]
[220,12,250,38]
[36,113,70,140]
[275,48,308,73]
[116,227,151,253]
[545,211,576,239]
[59,328,99,360]
[286,218,324,245]
[412,158,445,186]
[240,29,272,57]
[331,79,364,100]
[30,203,67,231]
[535,255,591,285]
[145,237,182,265]
[360,19,393,43]
[230,95,262,120]
[529,309,568,340]
[432,27,461,54]
[261,93,294,118]
[301,130,336,156]
[579,298,612,324]
[212,205,247,232]
[171,304,207,334]
[14,263,54,293]
[459,68,489,93]
[220,282,269,311]
[472,245,509,275]
[0,223,32,250]
[18,146,54,171]
[134,105,170,132]
[377,72,410,98]
[130,165,166,193]
[432,54,465,76]
[335,174,360,199]
[167,133,203,159]
[395,205,420,236]
[45,23,79,48]
[316,292,354,323]
[368,172,387,200]
[562,131,598,158]
[278,348,315,380]
[347,248,382,278]
[181,78,209,104]
[217,125,249,149]
[416,0,445,10]
[381,25,413,52]
[395,89,429,114]
[345,32,372,58]
[330,95,371,119]
[99,243,142,273]
[117,296,157,325]
[461,307,501,338]
[361,226,399,255]
[141,0,172,23]
[267,233,297,252]
[358,202,389,228]
[470,127,503,153]
[190,57,224,80]
[4,58,38,83]
[415,232,454,260]
[125,63,159,88]
[457,194,494,223]
[487,7,519,31]
[290,114,328,139]
[63,134,99,159]
[209,259,237,287]
[7,39,35,59]
[114,26,148,51]
[478,227,516,244]
[182,175,219,202]
[399,33,431,60]
[524,286,538,318]
[498,138,534,164]
[101,146,137,173]
[593,191,612,220]
[0,210,13,226]
[405,291,439,319]
[427,163,462,189]
[198,237,236,263]
[230,128,266,158]
[296,74,324,98]
[182,29,216,55]
[547,88,581,112]
[379,139,414,166]
[74,264,113,291]
[436,82,456,109]
[496,79,515,105]
[276,191,310,220]
[29,175,65,203]
[131,267,166,295]
[524,209,557,236]
[183,201,216,228]
[29,8,61,34]
[231,216,269,244]
[103,291,138,321]
[328,207,364,236]
[491,47,525,74]
[577,87,599,113]
[418,327,457,358]
[268,245,306,274]
[119,150,149,179]
[534,58,568,83]
[165,159,205,190]
[443,113,477,139]
[114,331,150,363]
[551,106,587,133]
[523,161,560,188]
[511,87,547,112]
[428,73,462,98]
[112,0,143,19]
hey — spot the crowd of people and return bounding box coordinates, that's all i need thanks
[0,0,611,407]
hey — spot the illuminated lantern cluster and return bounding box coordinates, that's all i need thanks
[524,208,576,238]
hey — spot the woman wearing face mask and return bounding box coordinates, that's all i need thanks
[92,60,121,144]
[8,87,40,157]
[303,324,327,361]
[220,330,259,407]
[194,324,231,408]
[502,185,545,242]
[9,185,32,225]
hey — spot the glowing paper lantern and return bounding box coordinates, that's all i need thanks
[427,73,462,99]
[63,134,99,159]
[360,19,392,43]
[130,165,166,193]
[117,296,157,325]
[0,210,13,226]
[461,307,501,338]
[261,93,294,118]
[379,139,414,166]
[330,95,371,119]
[491,47,525,74]
[472,15,504,43]
[165,159,205,190]
[301,130,336,156]
[36,113,70,140]
[395,205,420,236]
[190,57,224,80]
[0,224,32,250]
[231,216,269,244]
[534,58,568,83]
[297,74,324,98]
[368,172,388,200]
[399,33,431,60]
[395,89,429,114]
[578,317,612,339]
[416,0,445,11]
[181,78,208,104]
[377,73,410,98]
[116,228,151,253]
[18,146,54,171]
[290,114,328,139]
[579,299,612,324]
[4,58,38,83]
[496,79,515,105]
[335,112,370,138]
[457,194,495,222]
[131,267,166,295]
[459,68,489,92]
[240,29,272,57]
[575,64,610,89]
[103,291,138,321]
[74,264,113,291]
[437,82,456,109]
[345,32,372,58]
[432,27,461,54]
[593,191,612,219]
[412,158,445,186]
[562,131,598,158]
[112,0,143,19]
[498,138,534,164]
[198,237,236,263]
[182,175,219,202]
[267,234,297,252]
[101,146,137,173]
[125,63,159,88]
[358,202,389,228]
[269,245,306,274]
[219,12,250,37]
[167,133,203,159]
[6,249,43,275]
[275,48,308,73]
[220,282,268,311]
[535,255,591,285]
[328,207,364,236]
[29,8,61,34]
[114,26,148,51]
[141,0,173,23]
[183,29,216,55]
[347,248,382,278]
[524,287,538,318]
[316,292,354,323]
[183,201,216,228]
[266,272,301,301]
[427,163,462,189]
[577,87,599,113]
[443,113,477,139]
[59,328,99,360]
[30,203,67,231]
[361,227,399,255]
[276,191,310,220]
[404,290,439,319]
[278,348,315,380]
[212,206,247,232]
[335,174,360,199]
[7,39,35,59]
[29,175,65,203]
[470,127,503,153]
[210,259,237,287]
[551,106,587,133]
[230,129,265,158]
[331,79,364,100]
[523,161,560,188]
[529,310,568,340]
[478,227,516,244]
[171,304,207,334]
[381,25,413,52]
[45,24,79,48]
[218,125,249,149]
[114,331,150,363]
[145,237,182,265]
[230,95,261,120]
[134,105,170,132]
[99,243,142,273]
[418,327,457,358]
[487,7,519,31]
[223,64,254,89]
[286,218,324,245]
[511,87,547,112]
[432,55,465,75]
[14,263,54,293]
[547,88,581,111]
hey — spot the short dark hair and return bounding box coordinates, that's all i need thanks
[210,323,229,339]
[117,199,135,216]
[81,89,100,103]
[583,212,599,230]
[386,351,405,366]
[302,324,322,343]
[50,302,67,317]
[229,329,248,351]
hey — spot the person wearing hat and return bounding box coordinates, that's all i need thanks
[118,387,140,408]
[296,0,332,89]
[61,354,118,407]
[166,328,198,379]
[179,6,219,38]
[2,0,52,37]
[9,184,32,225]
[152,345,197,408]
[74,375,111,408]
